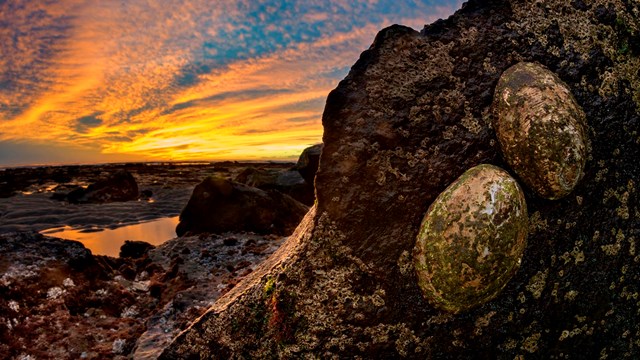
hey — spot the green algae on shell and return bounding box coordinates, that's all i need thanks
[492,62,588,200]
[413,164,528,314]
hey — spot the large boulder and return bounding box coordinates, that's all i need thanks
[294,143,323,185]
[162,0,640,358]
[64,170,139,204]
[234,167,314,205]
[175,177,309,237]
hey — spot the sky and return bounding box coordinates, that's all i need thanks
[0,0,462,167]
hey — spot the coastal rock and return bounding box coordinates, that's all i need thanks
[294,143,323,185]
[493,62,588,199]
[161,0,640,358]
[414,164,528,313]
[0,229,282,359]
[0,166,77,198]
[175,177,309,237]
[120,240,156,259]
[65,170,139,204]
[234,167,314,205]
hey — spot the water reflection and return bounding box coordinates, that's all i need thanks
[41,216,179,257]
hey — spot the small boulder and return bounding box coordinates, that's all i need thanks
[65,170,139,204]
[176,177,309,237]
[294,144,323,185]
[119,240,156,259]
[139,189,153,200]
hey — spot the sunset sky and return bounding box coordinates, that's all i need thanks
[0,0,461,167]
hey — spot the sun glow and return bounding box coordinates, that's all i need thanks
[0,0,462,165]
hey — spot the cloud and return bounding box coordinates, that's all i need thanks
[75,113,103,133]
[0,0,463,165]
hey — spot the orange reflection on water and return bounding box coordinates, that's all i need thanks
[41,216,179,257]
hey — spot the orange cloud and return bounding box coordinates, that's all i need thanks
[0,0,463,165]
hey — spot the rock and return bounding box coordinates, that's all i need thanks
[119,240,156,259]
[234,167,314,205]
[161,1,640,358]
[493,62,588,199]
[65,170,139,204]
[413,164,528,313]
[0,229,282,359]
[175,177,309,237]
[50,184,83,201]
[294,143,323,185]
[139,189,153,200]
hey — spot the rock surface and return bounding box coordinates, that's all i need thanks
[0,231,283,359]
[175,177,309,237]
[161,0,640,358]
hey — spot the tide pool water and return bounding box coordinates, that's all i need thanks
[41,216,179,257]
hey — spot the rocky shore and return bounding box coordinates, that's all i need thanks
[2,0,640,358]
[0,154,321,359]
[0,231,284,359]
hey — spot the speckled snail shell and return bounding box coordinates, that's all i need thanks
[413,164,528,313]
[492,62,588,200]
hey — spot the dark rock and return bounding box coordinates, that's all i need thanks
[223,238,238,246]
[234,167,314,205]
[139,189,153,200]
[294,143,323,185]
[118,263,137,280]
[64,170,139,204]
[119,240,156,259]
[50,184,83,201]
[175,177,309,237]
[161,1,640,358]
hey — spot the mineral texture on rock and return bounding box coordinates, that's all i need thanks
[493,62,588,199]
[161,0,640,358]
[414,164,528,314]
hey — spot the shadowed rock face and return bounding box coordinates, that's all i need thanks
[295,143,323,185]
[234,167,314,205]
[175,177,309,237]
[162,0,640,358]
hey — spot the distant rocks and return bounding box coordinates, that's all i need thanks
[294,143,323,185]
[176,177,309,237]
[55,170,139,204]
[0,166,78,198]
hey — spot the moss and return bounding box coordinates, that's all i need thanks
[263,277,276,299]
